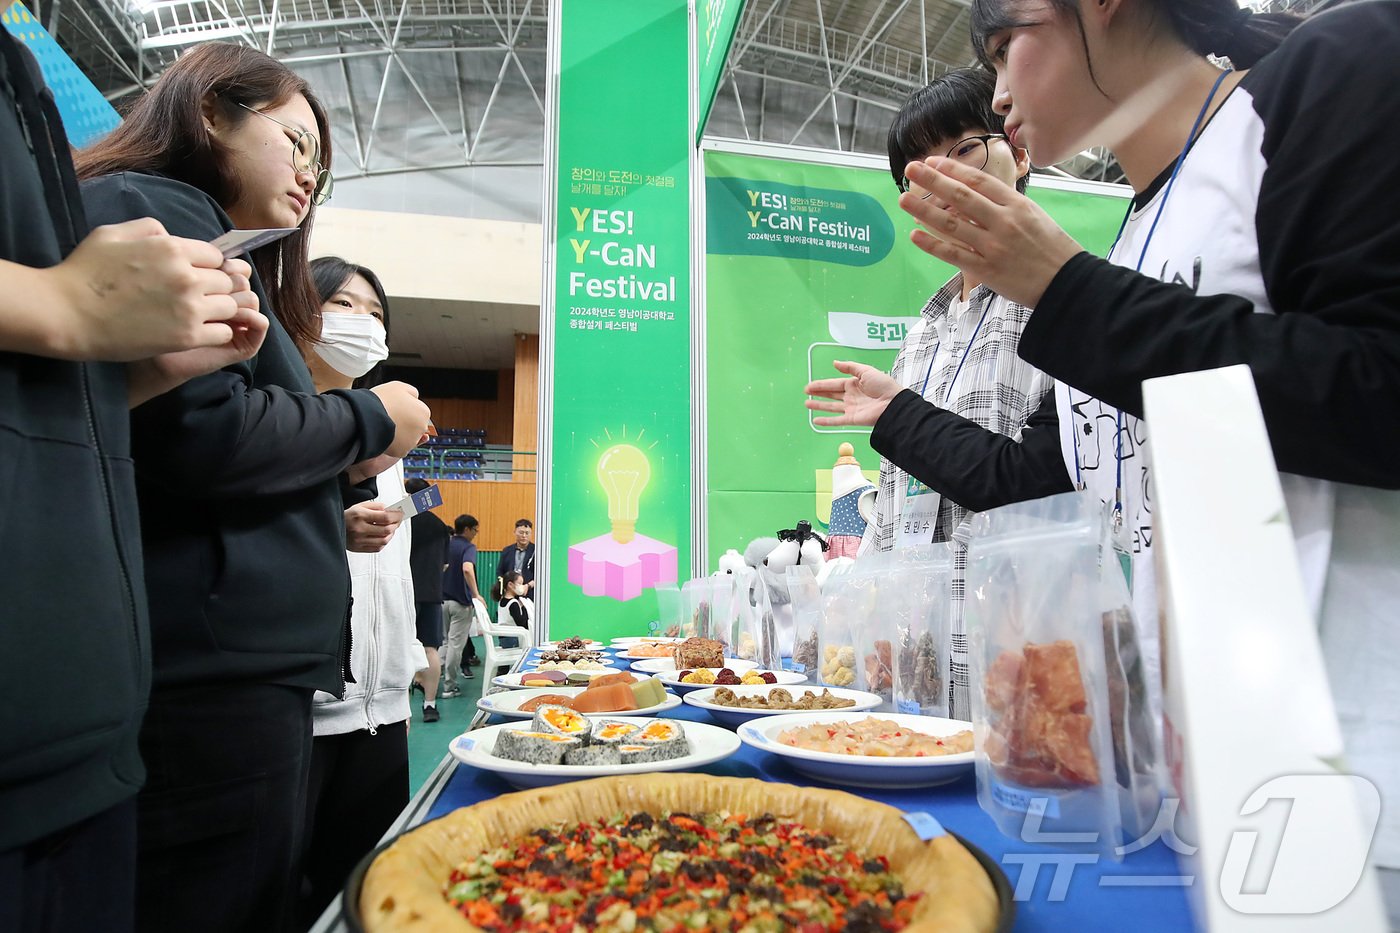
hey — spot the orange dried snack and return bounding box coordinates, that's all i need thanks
[583,671,638,691]
[517,694,575,713]
[568,682,639,713]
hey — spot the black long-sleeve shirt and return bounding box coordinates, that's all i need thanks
[82,171,396,693]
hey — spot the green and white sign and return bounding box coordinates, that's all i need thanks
[543,0,692,638]
[702,146,1129,565]
[696,0,745,141]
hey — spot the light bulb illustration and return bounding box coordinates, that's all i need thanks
[596,443,651,544]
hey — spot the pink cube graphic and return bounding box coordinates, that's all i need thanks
[567,533,679,602]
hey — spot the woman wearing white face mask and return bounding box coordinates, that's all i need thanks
[297,256,427,926]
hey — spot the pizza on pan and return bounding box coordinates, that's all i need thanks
[360,774,999,933]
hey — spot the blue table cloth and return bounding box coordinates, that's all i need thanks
[426,646,1199,932]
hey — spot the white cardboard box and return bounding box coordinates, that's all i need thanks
[1144,364,1384,931]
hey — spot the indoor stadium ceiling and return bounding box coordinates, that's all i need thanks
[33,0,1336,200]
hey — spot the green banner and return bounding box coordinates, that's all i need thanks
[705,174,895,266]
[696,0,745,142]
[548,0,691,639]
[703,149,1128,565]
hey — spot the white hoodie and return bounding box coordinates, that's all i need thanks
[312,462,424,736]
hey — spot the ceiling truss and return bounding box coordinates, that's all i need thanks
[36,0,1331,192]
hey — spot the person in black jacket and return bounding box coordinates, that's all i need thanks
[0,30,266,933]
[405,478,452,721]
[493,517,536,597]
[73,43,430,933]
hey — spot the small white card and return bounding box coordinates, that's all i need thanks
[211,227,299,259]
[386,484,443,518]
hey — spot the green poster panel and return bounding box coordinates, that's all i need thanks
[696,0,745,142]
[548,0,691,639]
[703,148,1128,565]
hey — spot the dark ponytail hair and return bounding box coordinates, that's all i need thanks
[492,571,525,605]
[309,255,391,389]
[971,0,1302,73]
[75,43,332,350]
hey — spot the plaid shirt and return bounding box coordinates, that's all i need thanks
[860,275,1052,718]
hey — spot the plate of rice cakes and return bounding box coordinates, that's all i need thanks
[448,715,740,789]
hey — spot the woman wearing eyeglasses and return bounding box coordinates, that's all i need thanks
[805,68,1072,720]
[73,43,430,933]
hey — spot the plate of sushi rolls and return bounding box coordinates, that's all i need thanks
[476,677,682,719]
[449,714,740,789]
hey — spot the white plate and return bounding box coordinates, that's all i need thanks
[684,685,883,728]
[449,717,740,789]
[494,669,626,689]
[476,685,682,719]
[536,639,607,650]
[610,636,686,646]
[656,669,808,697]
[523,660,622,673]
[737,713,975,789]
[630,657,758,675]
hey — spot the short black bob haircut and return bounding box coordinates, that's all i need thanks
[310,255,391,389]
[886,67,1028,194]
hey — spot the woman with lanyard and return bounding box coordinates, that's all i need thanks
[806,68,1071,721]
[895,0,1400,907]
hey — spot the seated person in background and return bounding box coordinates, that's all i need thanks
[491,570,534,647]
[804,67,1071,720]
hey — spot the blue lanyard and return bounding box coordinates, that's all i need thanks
[918,293,994,405]
[1072,67,1232,523]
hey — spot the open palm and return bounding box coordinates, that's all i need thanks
[804,360,903,427]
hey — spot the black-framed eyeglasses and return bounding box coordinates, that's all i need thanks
[237,102,334,205]
[898,133,1009,195]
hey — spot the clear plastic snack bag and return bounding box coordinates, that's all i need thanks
[873,547,952,719]
[817,569,879,687]
[731,568,782,670]
[787,564,823,676]
[654,583,683,637]
[965,491,1161,856]
[852,591,896,711]
[680,576,716,643]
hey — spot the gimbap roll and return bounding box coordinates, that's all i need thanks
[531,705,592,742]
[636,721,688,759]
[563,745,622,766]
[617,744,665,764]
[493,730,580,764]
[591,720,642,747]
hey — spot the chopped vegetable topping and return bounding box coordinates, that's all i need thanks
[443,810,918,932]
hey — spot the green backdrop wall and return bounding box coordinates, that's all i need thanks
[702,148,1130,565]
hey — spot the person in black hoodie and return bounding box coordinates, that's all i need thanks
[73,43,430,933]
[0,29,267,933]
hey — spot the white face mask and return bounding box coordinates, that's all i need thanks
[314,310,388,378]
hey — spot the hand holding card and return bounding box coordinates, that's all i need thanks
[211,227,299,259]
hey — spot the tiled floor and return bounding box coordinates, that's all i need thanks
[406,636,491,792]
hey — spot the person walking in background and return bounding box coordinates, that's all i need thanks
[0,27,264,933]
[75,44,429,933]
[440,514,482,697]
[406,477,451,722]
